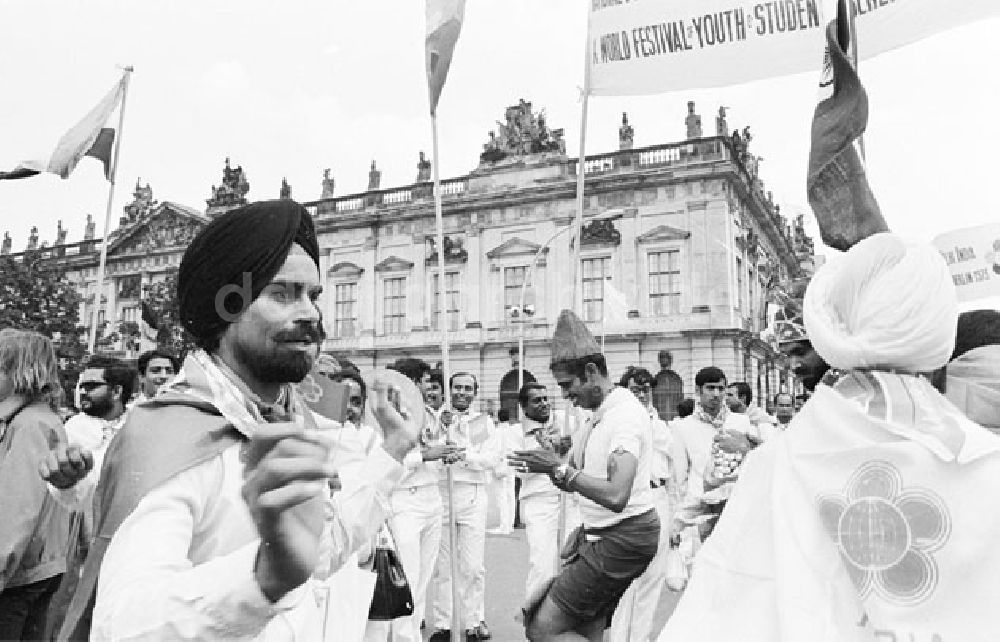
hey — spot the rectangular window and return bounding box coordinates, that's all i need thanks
[648,250,680,316]
[503,266,528,323]
[121,306,138,324]
[581,257,611,322]
[736,257,744,315]
[431,271,461,331]
[383,277,406,335]
[334,283,358,338]
[118,274,141,299]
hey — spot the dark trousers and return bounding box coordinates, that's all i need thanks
[0,574,63,641]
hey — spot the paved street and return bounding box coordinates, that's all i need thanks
[423,529,682,641]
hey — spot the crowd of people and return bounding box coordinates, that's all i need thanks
[1,199,998,641]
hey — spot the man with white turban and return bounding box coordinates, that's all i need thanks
[658,233,1000,641]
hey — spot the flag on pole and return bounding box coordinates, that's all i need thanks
[425,0,466,115]
[0,73,127,181]
[806,0,887,252]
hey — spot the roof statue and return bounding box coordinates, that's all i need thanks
[56,220,67,246]
[27,226,38,251]
[280,177,292,200]
[716,106,729,137]
[479,99,566,165]
[368,160,381,191]
[619,112,634,151]
[321,169,335,199]
[1,232,11,255]
[416,151,432,182]
[206,157,250,216]
[685,101,703,139]
[123,179,157,225]
[85,214,96,240]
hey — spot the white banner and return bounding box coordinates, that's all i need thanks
[587,0,1000,95]
[933,223,1000,304]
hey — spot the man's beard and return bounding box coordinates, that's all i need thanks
[234,333,319,384]
[82,395,113,418]
[526,409,550,423]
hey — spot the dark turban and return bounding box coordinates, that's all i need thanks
[178,200,320,346]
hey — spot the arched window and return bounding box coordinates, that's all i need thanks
[653,369,684,420]
[499,369,536,421]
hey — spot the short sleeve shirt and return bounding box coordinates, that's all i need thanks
[578,387,655,529]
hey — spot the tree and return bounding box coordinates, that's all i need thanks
[141,270,197,357]
[0,250,86,399]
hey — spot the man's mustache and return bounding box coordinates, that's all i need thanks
[275,325,324,343]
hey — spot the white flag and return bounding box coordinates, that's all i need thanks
[0,73,127,180]
[587,0,1000,96]
[425,0,466,115]
[603,281,630,326]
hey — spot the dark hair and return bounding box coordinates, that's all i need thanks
[728,381,752,405]
[84,355,137,406]
[137,349,180,376]
[694,366,727,388]
[331,369,367,404]
[618,366,655,389]
[553,354,608,381]
[427,369,444,391]
[449,371,478,392]
[676,398,695,418]
[518,382,547,406]
[388,357,431,385]
[952,309,1000,360]
[498,408,510,423]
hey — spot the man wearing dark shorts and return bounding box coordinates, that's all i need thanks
[509,310,660,642]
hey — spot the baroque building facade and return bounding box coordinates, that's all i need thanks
[3,101,812,420]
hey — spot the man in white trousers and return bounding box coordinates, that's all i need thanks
[430,372,502,641]
[515,383,570,600]
[385,359,459,642]
[609,367,676,642]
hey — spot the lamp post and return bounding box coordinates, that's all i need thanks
[511,208,627,393]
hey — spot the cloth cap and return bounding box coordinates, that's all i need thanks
[550,309,600,366]
[803,233,957,372]
[178,200,320,342]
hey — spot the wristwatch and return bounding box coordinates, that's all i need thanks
[551,463,570,484]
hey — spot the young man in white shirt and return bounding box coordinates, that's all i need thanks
[510,311,659,642]
[430,372,501,642]
[514,383,568,600]
[386,359,458,642]
[54,200,422,641]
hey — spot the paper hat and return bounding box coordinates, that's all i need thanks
[550,309,601,365]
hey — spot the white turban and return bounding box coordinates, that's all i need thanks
[803,233,958,372]
[946,345,1000,433]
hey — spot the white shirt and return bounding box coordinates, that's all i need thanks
[670,410,753,502]
[91,417,404,641]
[576,388,655,530]
[516,416,562,500]
[398,407,445,490]
[648,407,673,484]
[439,409,502,485]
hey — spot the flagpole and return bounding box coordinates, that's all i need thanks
[572,15,594,316]
[87,67,133,356]
[431,111,462,642]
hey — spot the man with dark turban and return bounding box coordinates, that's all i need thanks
[58,200,423,641]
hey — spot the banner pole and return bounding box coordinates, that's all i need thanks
[572,16,593,317]
[88,67,133,356]
[431,112,462,642]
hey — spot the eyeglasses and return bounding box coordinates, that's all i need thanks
[79,381,108,391]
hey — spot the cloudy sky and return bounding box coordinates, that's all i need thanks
[1,1,998,258]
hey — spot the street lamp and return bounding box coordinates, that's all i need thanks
[512,208,627,392]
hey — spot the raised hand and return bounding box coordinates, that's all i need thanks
[241,423,333,602]
[367,369,424,462]
[39,444,94,489]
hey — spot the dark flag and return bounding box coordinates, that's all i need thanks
[806,0,888,251]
